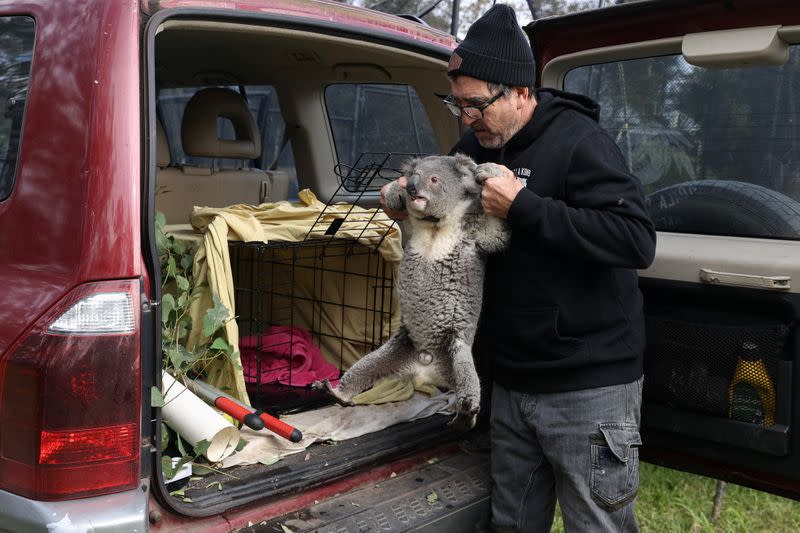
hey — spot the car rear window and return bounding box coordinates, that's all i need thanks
[0,16,34,201]
[158,85,290,171]
[565,46,800,240]
[325,83,440,170]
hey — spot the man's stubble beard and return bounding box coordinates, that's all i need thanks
[475,113,524,150]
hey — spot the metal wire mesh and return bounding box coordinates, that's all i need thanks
[228,152,413,412]
[643,317,789,427]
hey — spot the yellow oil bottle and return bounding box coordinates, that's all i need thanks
[727,341,776,426]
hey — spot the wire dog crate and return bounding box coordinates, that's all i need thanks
[230,153,419,413]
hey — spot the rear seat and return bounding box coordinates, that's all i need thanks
[156,87,290,225]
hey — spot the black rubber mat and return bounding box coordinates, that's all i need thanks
[234,448,491,532]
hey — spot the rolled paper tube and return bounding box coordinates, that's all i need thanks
[161,371,240,462]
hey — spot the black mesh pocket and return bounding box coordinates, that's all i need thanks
[644,317,789,424]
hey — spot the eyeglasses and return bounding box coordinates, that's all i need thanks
[443,90,506,120]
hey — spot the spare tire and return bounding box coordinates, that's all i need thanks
[645,180,800,239]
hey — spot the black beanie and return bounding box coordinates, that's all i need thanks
[448,4,536,87]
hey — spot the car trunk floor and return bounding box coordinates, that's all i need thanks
[169,414,475,509]
[233,445,491,533]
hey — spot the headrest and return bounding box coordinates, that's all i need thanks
[156,119,170,167]
[181,88,262,160]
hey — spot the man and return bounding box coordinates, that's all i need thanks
[383,4,656,532]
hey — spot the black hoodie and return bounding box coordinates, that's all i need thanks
[452,89,657,393]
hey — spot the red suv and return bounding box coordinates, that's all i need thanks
[0,0,798,531]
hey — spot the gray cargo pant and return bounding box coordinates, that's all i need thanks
[489,377,643,533]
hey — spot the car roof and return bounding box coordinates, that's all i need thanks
[143,0,458,53]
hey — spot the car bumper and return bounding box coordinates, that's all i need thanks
[0,484,148,533]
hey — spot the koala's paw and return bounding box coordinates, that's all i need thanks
[449,394,480,432]
[475,162,506,185]
[450,412,478,432]
[312,379,355,407]
[383,181,407,213]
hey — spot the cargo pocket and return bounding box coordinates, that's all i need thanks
[590,423,642,512]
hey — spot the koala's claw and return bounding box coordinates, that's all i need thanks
[449,396,479,432]
[312,379,355,407]
[475,162,505,185]
[449,410,478,432]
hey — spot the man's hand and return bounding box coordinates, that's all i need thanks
[380,176,409,220]
[481,165,524,219]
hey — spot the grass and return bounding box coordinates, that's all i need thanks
[550,462,800,532]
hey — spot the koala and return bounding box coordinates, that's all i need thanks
[314,153,510,429]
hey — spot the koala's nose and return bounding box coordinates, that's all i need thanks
[405,175,419,197]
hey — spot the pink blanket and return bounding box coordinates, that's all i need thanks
[240,326,340,387]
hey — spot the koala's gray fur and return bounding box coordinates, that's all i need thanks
[314,154,510,429]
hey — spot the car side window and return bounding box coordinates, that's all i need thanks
[325,84,440,169]
[564,47,800,240]
[0,16,35,201]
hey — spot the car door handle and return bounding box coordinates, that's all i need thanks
[699,268,791,291]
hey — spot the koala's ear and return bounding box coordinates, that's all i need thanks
[401,157,420,177]
[453,153,481,194]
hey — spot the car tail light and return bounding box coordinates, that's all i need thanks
[0,280,142,500]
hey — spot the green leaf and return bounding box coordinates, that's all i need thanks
[193,438,211,457]
[176,433,188,457]
[426,490,438,505]
[203,294,231,337]
[175,275,190,292]
[163,455,190,482]
[155,211,166,230]
[177,291,190,309]
[151,386,165,407]
[180,254,193,271]
[176,322,189,343]
[167,255,177,279]
[160,423,171,451]
[173,238,187,256]
[167,347,187,372]
[209,337,232,353]
[161,293,176,323]
[161,456,178,479]
[235,438,249,452]
[155,230,169,256]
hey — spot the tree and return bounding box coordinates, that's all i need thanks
[352,0,453,33]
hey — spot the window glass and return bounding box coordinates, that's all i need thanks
[325,84,439,187]
[0,16,35,201]
[564,47,800,239]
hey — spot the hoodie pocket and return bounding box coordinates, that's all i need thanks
[494,307,586,363]
[590,423,642,511]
